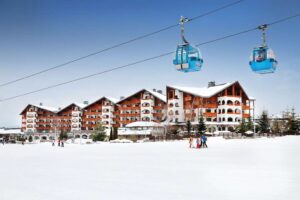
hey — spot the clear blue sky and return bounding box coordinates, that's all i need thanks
[0,0,299,127]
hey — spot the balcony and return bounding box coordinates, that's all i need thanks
[153,106,164,110]
[84,111,101,115]
[205,103,218,108]
[153,113,163,117]
[243,105,250,110]
[119,107,140,111]
[119,120,135,124]
[119,113,140,117]
[204,113,217,117]
[243,114,251,118]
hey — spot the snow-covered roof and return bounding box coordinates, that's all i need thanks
[126,121,163,127]
[168,82,234,98]
[82,96,118,109]
[20,104,58,114]
[106,97,119,104]
[0,128,22,135]
[57,102,85,113]
[146,90,166,102]
[117,89,166,103]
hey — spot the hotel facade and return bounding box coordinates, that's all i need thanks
[20,81,254,139]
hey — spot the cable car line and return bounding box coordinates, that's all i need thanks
[0,0,244,88]
[0,12,299,102]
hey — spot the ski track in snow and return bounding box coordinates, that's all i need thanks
[0,136,300,200]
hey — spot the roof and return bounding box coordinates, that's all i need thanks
[126,121,163,127]
[167,81,249,99]
[20,104,58,114]
[0,128,22,135]
[57,102,85,113]
[83,96,118,109]
[117,89,166,104]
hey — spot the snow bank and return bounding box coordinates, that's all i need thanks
[0,136,299,200]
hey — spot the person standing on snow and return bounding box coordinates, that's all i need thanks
[196,137,201,149]
[202,135,208,148]
[52,139,55,146]
[189,137,193,148]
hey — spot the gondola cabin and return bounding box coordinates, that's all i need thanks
[249,46,277,74]
[173,44,203,72]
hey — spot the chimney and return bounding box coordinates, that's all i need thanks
[39,102,43,106]
[58,107,61,110]
[153,88,156,92]
[83,101,89,105]
[120,96,125,100]
[208,81,216,88]
[157,90,163,94]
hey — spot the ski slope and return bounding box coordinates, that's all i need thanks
[0,136,299,200]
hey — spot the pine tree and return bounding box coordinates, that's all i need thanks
[285,108,299,135]
[28,135,33,142]
[92,123,107,141]
[198,113,206,135]
[271,119,281,135]
[109,127,113,140]
[59,131,68,140]
[186,120,191,135]
[258,110,270,134]
[113,127,118,140]
[246,118,253,132]
[236,118,247,133]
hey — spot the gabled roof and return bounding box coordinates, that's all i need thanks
[20,104,58,115]
[57,102,85,113]
[83,96,118,109]
[167,81,249,99]
[117,89,166,104]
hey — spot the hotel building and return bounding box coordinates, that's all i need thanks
[20,81,254,138]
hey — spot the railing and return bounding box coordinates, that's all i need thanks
[243,105,250,110]
[205,103,218,108]
[243,114,250,118]
[153,113,163,117]
[204,113,217,117]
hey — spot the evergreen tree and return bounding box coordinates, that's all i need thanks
[236,118,247,133]
[246,119,253,132]
[198,113,206,135]
[28,135,33,142]
[285,108,299,135]
[113,127,118,139]
[186,120,191,134]
[258,110,270,133]
[92,123,107,141]
[59,131,68,140]
[271,119,281,135]
[109,127,113,140]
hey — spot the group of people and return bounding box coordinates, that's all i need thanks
[189,135,208,149]
[52,139,65,147]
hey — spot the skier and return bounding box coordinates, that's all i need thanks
[58,139,61,147]
[196,137,200,149]
[52,139,55,146]
[61,140,64,147]
[189,137,193,148]
[202,135,208,148]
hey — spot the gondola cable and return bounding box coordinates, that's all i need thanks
[0,0,244,88]
[0,13,299,102]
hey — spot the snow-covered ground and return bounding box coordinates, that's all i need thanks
[1,136,300,200]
